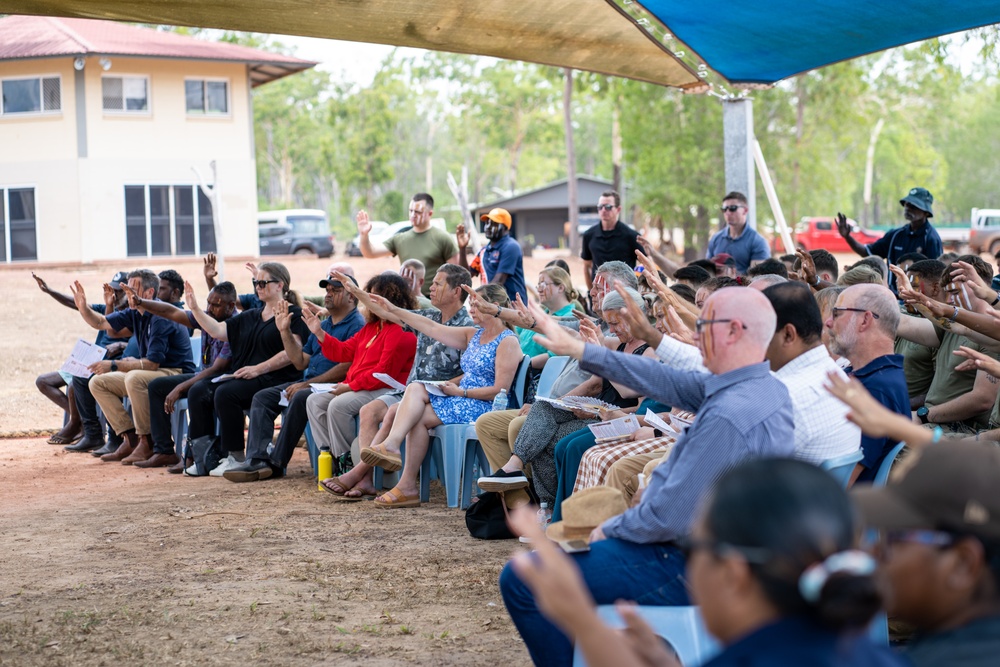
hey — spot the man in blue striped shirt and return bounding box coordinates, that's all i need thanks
[500,287,795,667]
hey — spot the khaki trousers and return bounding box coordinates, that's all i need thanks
[475,409,527,472]
[89,368,183,436]
[605,449,670,506]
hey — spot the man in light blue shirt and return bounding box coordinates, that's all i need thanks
[499,287,794,667]
[706,191,770,274]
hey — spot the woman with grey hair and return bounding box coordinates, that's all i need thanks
[478,287,658,509]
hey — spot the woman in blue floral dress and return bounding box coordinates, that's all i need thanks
[360,283,523,508]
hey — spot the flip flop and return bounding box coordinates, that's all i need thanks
[319,475,351,497]
[373,486,420,509]
[331,488,376,502]
[47,433,81,445]
[360,444,403,472]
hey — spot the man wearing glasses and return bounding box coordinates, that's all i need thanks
[355,193,458,297]
[825,284,909,483]
[706,191,770,275]
[580,190,643,293]
[853,441,1000,667]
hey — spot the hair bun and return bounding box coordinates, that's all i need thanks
[798,550,876,604]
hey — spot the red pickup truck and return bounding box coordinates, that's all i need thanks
[772,217,883,254]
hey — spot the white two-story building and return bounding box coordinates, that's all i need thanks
[0,15,314,263]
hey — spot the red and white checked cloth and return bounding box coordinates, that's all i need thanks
[574,433,677,492]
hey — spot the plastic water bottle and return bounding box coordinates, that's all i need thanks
[317,447,333,491]
[536,502,552,530]
[492,388,509,411]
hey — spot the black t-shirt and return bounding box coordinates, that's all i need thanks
[581,221,642,278]
[596,342,649,408]
[226,305,310,383]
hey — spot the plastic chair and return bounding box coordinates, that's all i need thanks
[573,605,719,667]
[508,354,531,410]
[820,449,864,489]
[873,441,907,487]
[427,423,490,509]
[535,355,569,400]
[168,335,203,456]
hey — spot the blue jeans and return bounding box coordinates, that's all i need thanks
[499,538,689,667]
[552,428,597,522]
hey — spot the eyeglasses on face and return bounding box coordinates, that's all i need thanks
[597,204,617,211]
[831,306,879,320]
[720,205,745,212]
[537,281,553,290]
[674,536,770,563]
[694,318,747,333]
[252,279,280,289]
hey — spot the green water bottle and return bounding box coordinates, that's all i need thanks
[318,447,333,491]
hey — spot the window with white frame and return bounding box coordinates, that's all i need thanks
[185,79,229,115]
[102,76,149,113]
[1,76,60,115]
[124,185,217,257]
[0,187,38,262]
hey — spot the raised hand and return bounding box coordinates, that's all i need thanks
[579,317,604,347]
[302,299,327,318]
[399,265,419,294]
[953,345,1000,378]
[244,262,258,279]
[633,250,668,294]
[456,223,471,250]
[70,280,88,311]
[796,248,818,285]
[356,209,372,236]
[527,301,585,359]
[888,264,911,292]
[31,272,48,293]
[301,306,323,337]
[835,212,851,238]
[460,284,492,314]
[666,306,696,346]
[184,280,198,309]
[203,253,218,280]
[509,294,538,329]
[614,283,660,347]
[367,293,397,319]
[122,283,142,310]
[274,298,291,332]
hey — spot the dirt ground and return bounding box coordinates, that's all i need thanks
[0,249,595,667]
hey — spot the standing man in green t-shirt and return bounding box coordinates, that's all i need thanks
[355,193,459,297]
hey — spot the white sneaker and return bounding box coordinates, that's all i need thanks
[184,463,199,476]
[209,454,243,477]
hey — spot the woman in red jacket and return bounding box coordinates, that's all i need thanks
[302,273,417,467]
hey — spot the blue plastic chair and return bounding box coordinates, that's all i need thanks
[427,423,490,509]
[574,605,720,667]
[169,335,203,457]
[820,449,864,488]
[873,441,907,487]
[535,355,569,400]
[508,354,531,409]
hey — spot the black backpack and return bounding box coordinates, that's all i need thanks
[183,434,224,477]
[465,491,515,540]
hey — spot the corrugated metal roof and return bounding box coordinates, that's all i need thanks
[0,16,315,86]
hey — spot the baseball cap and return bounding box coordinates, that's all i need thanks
[710,253,736,267]
[480,208,512,229]
[852,441,1000,541]
[319,274,358,289]
[108,271,129,290]
[899,187,934,218]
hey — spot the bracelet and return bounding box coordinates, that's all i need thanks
[463,388,467,398]
[932,426,943,444]
[948,306,960,322]
[991,293,1000,307]
[529,318,538,329]
[494,305,502,318]
[811,275,821,286]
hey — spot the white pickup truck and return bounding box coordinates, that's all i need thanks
[967,208,1000,255]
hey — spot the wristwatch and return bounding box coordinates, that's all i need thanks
[916,406,930,424]
[110,360,118,372]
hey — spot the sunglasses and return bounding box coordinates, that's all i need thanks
[597,204,617,211]
[831,306,879,319]
[252,279,280,289]
[694,318,747,333]
[720,205,744,212]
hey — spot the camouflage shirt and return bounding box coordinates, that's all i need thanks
[405,307,474,383]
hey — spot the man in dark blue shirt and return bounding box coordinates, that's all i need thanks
[825,284,909,483]
[72,269,195,464]
[837,187,943,291]
[457,207,527,305]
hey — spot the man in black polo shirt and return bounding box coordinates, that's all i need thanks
[580,190,642,295]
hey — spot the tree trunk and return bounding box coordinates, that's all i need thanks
[612,101,622,195]
[564,68,580,254]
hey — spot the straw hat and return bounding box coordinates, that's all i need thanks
[546,486,627,541]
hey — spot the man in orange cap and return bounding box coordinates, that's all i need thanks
[458,207,526,304]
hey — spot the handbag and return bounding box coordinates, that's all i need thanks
[183,434,223,476]
[465,490,515,540]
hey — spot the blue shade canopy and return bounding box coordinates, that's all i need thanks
[642,0,1000,84]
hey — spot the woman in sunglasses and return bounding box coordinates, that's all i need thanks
[185,262,310,475]
[508,457,903,667]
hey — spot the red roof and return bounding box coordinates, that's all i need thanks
[0,15,315,86]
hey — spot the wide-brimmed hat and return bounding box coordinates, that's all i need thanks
[480,208,512,228]
[546,486,627,542]
[319,274,358,289]
[108,271,129,290]
[852,441,1000,541]
[900,187,934,217]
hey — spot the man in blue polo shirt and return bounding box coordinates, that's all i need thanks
[706,191,770,274]
[223,273,366,482]
[459,207,526,305]
[837,187,943,291]
[71,269,195,464]
[825,284,909,484]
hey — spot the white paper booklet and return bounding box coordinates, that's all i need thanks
[60,338,107,378]
[211,373,237,383]
[588,414,640,441]
[535,395,617,414]
[416,380,447,396]
[373,372,407,392]
[310,383,338,393]
[644,409,676,434]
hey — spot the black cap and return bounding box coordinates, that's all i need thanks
[319,274,358,289]
[108,271,129,290]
